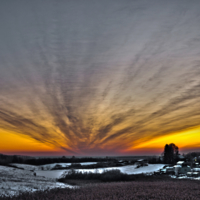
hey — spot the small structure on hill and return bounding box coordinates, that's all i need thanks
[135,159,148,166]
[118,160,129,165]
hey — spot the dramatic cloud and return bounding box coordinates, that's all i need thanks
[0,0,200,155]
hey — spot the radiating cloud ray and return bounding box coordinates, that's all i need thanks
[0,0,200,155]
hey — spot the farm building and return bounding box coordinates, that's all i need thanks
[160,167,174,174]
[135,159,148,166]
[174,165,181,176]
[176,161,185,166]
[187,172,199,177]
[118,160,129,165]
[174,161,191,175]
[193,168,200,172]
[193,172,199,177]
[166,167,174,174]
[187,172,193,177]
[194,163,199,168]
[179,166,191,174]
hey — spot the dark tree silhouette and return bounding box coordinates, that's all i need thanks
[163,143,179,164]
[164,144,170,163]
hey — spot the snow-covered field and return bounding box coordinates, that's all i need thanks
[0,163,165,197]
[70,164,165,175]
[80,164,165,175]
[39,164,165,179]
[10,163,38,171]
[171,175,200,181]
[0,165,74,197]
[36,169,67,179]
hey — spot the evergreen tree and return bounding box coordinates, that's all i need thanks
[163,143,179,164]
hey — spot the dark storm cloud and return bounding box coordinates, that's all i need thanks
[0,0,200,154]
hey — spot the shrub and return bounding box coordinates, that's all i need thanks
[58,169,128,182]
[100,169,128,181]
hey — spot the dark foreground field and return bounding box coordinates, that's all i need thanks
[1,180,200,200]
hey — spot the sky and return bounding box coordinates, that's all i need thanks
[0,0,200,156]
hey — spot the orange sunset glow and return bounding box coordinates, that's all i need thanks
[0,0,200,156]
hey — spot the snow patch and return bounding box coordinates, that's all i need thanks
[0,165,75,197]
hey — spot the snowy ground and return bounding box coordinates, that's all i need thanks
[171,175,200,181]
[0,163,165,197]
[72,164,165,175]
[36,169,67,179]
[10,163,38,171]
[0,165,74,197]
[39,164,165,179]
